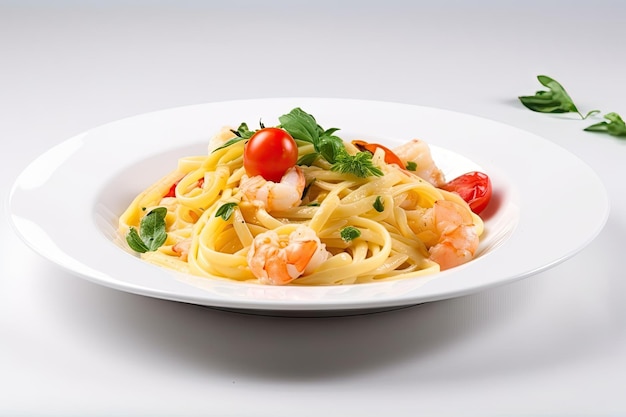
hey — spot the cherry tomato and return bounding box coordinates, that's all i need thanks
[243,127,298,182]
[352,140,405,167]
[441,171,492,214]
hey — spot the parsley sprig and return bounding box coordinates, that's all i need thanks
[279,108,383,178]
[126,207,168,253]
[340,226,361,242]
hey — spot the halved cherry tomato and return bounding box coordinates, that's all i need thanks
[441,171,492,214]
[352,140,405,167]
[243,127,298,182]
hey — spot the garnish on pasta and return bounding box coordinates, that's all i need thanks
[118,108,492,285]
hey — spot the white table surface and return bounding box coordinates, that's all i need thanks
[2,1,625,416]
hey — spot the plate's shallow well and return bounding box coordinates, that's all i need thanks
[9,98,609,315]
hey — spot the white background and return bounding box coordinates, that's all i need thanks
[2,1,625,415]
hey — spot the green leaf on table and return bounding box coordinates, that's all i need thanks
[519,75,599,119]
[584,112,626,137]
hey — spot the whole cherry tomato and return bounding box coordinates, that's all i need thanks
[243,127,299,182]
[441,171,492,214]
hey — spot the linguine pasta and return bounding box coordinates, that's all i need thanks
[119,117,484,286]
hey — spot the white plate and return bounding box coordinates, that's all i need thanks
[8,98,609,316]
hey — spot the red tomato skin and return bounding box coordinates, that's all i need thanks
[163,177,203,198]
[164,181,178,198]
[352,140,405,167]
[243,128,298,182]
[441,171,492,214]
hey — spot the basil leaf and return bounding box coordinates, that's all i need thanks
[536,75,579,113]
[215,202,237,220]
[519,95,571,114]
[126,207,168,253]
[317,135,345,164]
[280,107,383,178]
[139,207,168,251]
[405,161,417,171]
[340,226,361,242]
[278,108,320,143]
[519,75,599,119]
[126,227,150,253]
[584,112,626,137]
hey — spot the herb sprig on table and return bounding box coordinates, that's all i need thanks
[519,75,625,138]
[584,112,626,137]
[518,75,599,119]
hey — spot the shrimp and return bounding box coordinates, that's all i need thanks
[411,200,479,270]
[172,238,191,261]
[239,166,306,212]
[247,225,331,285]
[393,139,446,187]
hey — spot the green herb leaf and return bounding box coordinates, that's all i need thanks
[126,207,168,253]
[317,135,345,164]
[211,136,246,153]
[211,123,255,153]
[126,227,150,253]
[584,112,626,137]
[297,153,319,166]
[279,108,384,177]
[373,196,385,212]
[331,151,383,178]
[278,108,322,143]
[519,75,599,119]
[323,127,341,136]
[215,202,237,220]
[139,207,168,251]
[340,226,361,242]
[232,122,255,139]
[405,161,417,171]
